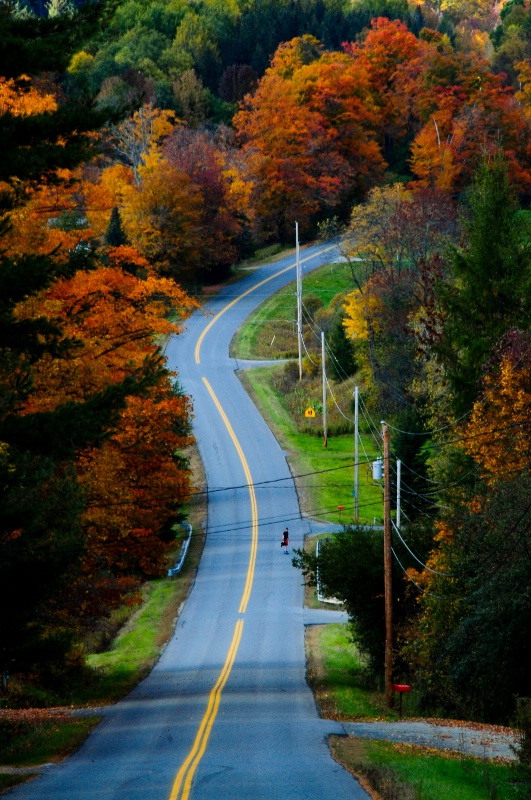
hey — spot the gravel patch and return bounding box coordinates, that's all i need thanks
[341,720,520,761]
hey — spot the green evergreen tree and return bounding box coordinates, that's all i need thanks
[327,310,357,380]
[104,205,128,246]
[436,153,531,414]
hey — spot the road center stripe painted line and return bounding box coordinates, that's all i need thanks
[194,244,336,365]
[202,377,258,614]
[167,378,258,799]
[168,619,244,800]
[171,248,330,799]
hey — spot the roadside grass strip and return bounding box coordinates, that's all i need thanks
[306,624,391,722]
[239,365,382,525]
[309,623,531,800]
[0,712,101,768]
[231,259,356,360]
[331,737,531,800]
[85,579,187,702]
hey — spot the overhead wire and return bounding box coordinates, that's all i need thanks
[385,338,531,438]
[391,547,459,600]
[203,497,387,536]
[391,520,455,577]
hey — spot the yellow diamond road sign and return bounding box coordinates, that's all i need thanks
[305,407,316,418]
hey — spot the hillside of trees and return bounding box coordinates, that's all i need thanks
[2,0,531,726]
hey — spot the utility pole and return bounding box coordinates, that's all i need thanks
[296,223,303,380]
[354,386,359,524]
[382,422,393,708]
[322,331,327,448]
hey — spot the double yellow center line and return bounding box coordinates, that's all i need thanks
[168,378,258,800]
[202,377,258,616]
[168,619,243,800]
[171,245,335,799]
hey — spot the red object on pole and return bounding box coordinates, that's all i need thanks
[392,683,410,717]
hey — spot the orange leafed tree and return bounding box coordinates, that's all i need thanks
[343,18,422,158]
[463,329,531,480]
[119,153,204,284]
[234,35,384,242]
[0,74,57,116]
[15,242,198,616]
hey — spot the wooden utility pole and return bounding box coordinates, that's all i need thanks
[354,386,359,524]
[296,223,303,380]
[382,422,393,708]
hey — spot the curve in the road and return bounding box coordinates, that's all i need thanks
[170,244,350,800]
[194,243,337,365]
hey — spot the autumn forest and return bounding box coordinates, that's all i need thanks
[1,0,531,728]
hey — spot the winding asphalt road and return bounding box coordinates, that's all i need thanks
[7,244,370,800]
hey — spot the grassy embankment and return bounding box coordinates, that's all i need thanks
[232,258,383,526]
[232,260,530,800]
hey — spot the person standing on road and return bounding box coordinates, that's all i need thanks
[281,528,289,554]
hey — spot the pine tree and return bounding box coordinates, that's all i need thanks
[436,153,531,413]
[104,205,128,247]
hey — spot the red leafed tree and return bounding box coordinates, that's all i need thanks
[163,126,244,280]
[410,78,531,192]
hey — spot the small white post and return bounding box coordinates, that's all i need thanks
[322,331,327,448]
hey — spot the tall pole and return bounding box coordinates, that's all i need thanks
[322,331,327,448]
[354,386,359,524]
[396,459,401,531]
[296,223,303,380]
[382,422,393,708]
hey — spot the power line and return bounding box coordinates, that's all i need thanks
[202,498,386,536]
[392,520,455,577]
[385,339,531,438]
[391,547,460,601]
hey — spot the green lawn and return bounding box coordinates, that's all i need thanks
[233,258,382,525]
[311,623,531,800]
[332,736,531,800]
[239,365,383,525]
[231,259,357,359]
